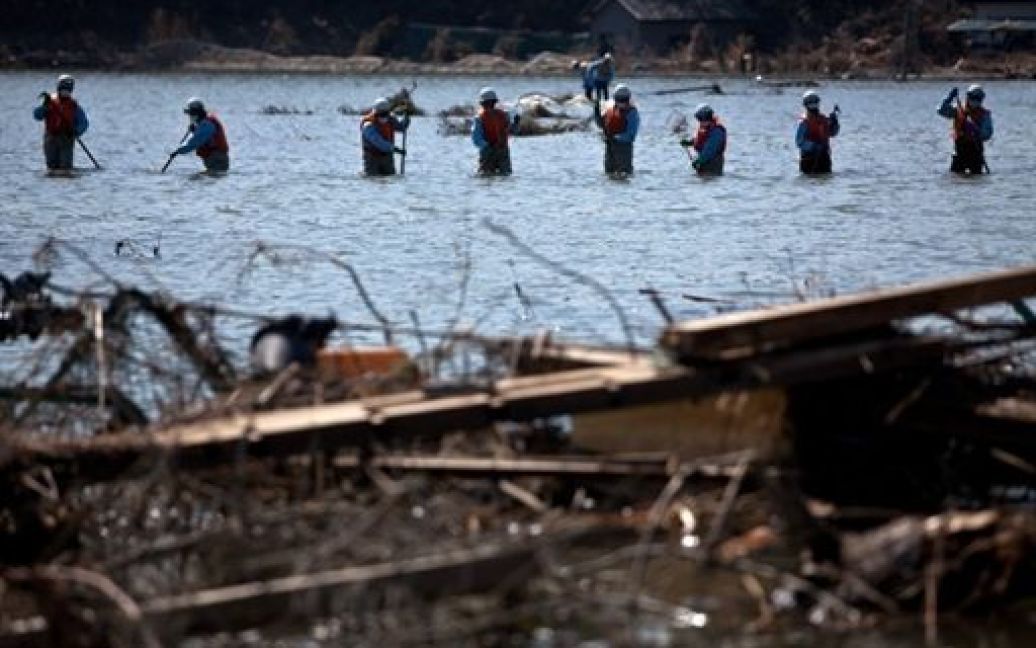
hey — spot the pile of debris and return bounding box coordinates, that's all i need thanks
[2,244,1036,646]
[337,85,425,117]
[438,92,592,137]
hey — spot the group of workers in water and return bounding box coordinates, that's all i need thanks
[33,73,994,179]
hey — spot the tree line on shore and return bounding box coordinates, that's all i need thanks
[2,0,971,69]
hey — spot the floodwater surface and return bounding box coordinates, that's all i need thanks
[1,72,1035,348]
[2,71,1036,646]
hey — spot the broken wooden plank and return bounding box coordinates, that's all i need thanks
[661,264,1036,360]
[8,332,956,481]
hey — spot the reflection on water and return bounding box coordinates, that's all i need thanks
[1,73,1035,353]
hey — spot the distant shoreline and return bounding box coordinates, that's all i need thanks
[4,41,1034,81]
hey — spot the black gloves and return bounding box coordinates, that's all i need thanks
[394,147,406,155]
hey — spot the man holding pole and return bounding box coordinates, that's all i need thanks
[32,74,90,172]
[937,84,993,175]
[166,98,230,173]
[361,97,409,176]
[796,90,840,175]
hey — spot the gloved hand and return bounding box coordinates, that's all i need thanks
[679,138,693,147]
[691,159,701,170]
[38,91,50,108]
[948,87,959,101]
[393,147,406,155]
[512,114,521,125]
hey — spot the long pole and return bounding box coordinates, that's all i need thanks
[76,138,101,170]
[161,128,192,173]
[399,81,416,176]
[399,123,407,176]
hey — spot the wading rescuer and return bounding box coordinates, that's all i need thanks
[796,90,839,174]
[572,59,594,101]
[32,74,89,171]
[681,103,726,176]
[938,85,993,175]
[361,97,409,176]
[472,87,520,176]
[593,84,639,174]
[586,53,615,102]
[170,98,230,172]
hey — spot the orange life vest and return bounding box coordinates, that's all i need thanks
[801,112,830,147]
[953,105,987,142]
[602,105,628,137]
[196,114,229,158]
[478,107,510,148]
[693,118,726,154]
[44,95,78,136]
[361,111,395,153]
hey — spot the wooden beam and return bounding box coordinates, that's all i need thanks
[661,265,1036,360]
[9,333,953,480]
[330,453,747,481]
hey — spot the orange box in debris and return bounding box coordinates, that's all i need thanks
[316,346,411,380]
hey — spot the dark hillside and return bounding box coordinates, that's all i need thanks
[1,0,977,69]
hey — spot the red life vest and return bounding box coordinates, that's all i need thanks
[361,111,395,153]
[693,118,726,154]
[478,107,510,148]
[44,95,78,136]
[953,105,987,142]
[602,105,628,137]
[801,112,830,148]
[196,114,229,159]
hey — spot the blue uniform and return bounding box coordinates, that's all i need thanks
[32,101,88,136]
[696,125,725,164]
[175,120,217,155]
[937,95,993,141]
[33,94,89,170]
[471,112,518,151]
[795,114,840,154]
[937,91,993,174]
[610,107,639,144]
[362,115,407,154]
[587,57,614,101]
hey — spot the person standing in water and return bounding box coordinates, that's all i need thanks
[169,98,230,173]
[796,90,839,174]
[586,53,615,102]
[32,74,89,171]
[682,103,726,176]
[472,87,520,176]
[360,97,409,176]
[594,84,639,174]
[937,84,993,175]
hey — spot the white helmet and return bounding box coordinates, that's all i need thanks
[966,84,985,102]
[694,103,714,120]
[478,87,498,103]
[802,90,821,107]
[373,97,391,114]
[184,97,206,116]
[613,84,631,102]
[57,74,74,91]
